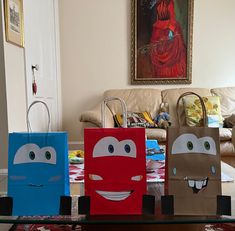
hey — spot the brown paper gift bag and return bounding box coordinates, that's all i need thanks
[164,92,230,216]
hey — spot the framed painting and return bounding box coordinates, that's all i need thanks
[4,0,24,47]
[131,0,194,85]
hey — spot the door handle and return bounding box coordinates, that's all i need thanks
[31,64,39,71]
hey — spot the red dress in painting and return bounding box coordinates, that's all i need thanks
[150,0,186,78]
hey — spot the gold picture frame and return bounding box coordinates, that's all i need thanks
[131,0,194,85]
[4,0,24,47]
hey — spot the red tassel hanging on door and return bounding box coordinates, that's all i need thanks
[32,80,37,95]
[32,64,39,95]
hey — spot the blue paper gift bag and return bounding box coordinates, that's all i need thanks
[8,132,70,216]
[7,101,70,216]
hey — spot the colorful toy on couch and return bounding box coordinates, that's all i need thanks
[154,106,171,129]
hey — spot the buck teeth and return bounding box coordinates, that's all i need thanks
[188,180,194,187]
[195,180,204,189]
[185,177,208,192]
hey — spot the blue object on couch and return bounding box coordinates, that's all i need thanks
[146,140,165,161]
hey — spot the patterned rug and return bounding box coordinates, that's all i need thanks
[10,223,81,231]
[10,223,235,231]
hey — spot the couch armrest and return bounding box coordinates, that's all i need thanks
[232,126,235,146]
[80,104,115,128]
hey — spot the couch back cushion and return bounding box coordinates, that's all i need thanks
[161,88,212,126]
[183,95,223,127]
[211,87,235,118]
[103,88,162,118]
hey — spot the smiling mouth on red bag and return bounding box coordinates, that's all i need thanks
[96,190,134,201]
[184,177,208,193]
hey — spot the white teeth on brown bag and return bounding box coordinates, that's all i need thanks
[184,177,208,193]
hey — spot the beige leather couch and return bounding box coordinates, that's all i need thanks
[80,87,235,161]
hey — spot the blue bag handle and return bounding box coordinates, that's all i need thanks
[26,100,51,132]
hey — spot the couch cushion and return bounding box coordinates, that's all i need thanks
[183,95,223,127]
[220,141,234,156]
[161,88,212,126]
[211,87,235,118]
[145,127,230,143]
[145,128,232,143]
[145,128,166,142]
[220,128,232,141]
[104,88,162,119]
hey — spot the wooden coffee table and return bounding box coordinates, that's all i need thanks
[68,162,235,231]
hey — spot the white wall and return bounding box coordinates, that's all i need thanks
[4,43,27,132]
[0,0,27,132]
[0,0,27,169]
[0,1,8,170]
[59,0,235,143]
[59,0,131,142]
[0,43,26,169]
[192,0,235,87]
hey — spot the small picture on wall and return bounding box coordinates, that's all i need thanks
[4,0,24,47]
[131,0,194,85]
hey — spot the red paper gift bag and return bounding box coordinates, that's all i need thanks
[84,97,146,215]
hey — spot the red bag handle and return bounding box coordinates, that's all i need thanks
[101,97,127,128]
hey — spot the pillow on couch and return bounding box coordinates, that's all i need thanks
[114,111,157,128]
[183,96,223,127]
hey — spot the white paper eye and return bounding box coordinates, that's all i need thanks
[172,134,198,154]
[172,134,217,155]
[93,136,136,158]
[89,174,103,181]
[39,146,57,164]
[14,143,39,164]
[93,137,118,157]
[13,143,57,165]
[198,137,217,155]
[131,175,143,181]
[119,140,137,158]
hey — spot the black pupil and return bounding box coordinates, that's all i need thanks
[108,144,114,153]
[29,151,35,160]
[204,141,210,150]
[45,151,51,160]
[124,144,131,153]
[187,141,193,150]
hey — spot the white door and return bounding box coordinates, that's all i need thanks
[24,0,60,132]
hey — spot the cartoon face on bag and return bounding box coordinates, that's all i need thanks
[169,131,220,194]
[8,132,69,216]
[85,129,146,214]
[8,141,63,186]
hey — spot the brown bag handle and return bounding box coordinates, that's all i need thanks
[176,92,208,127]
